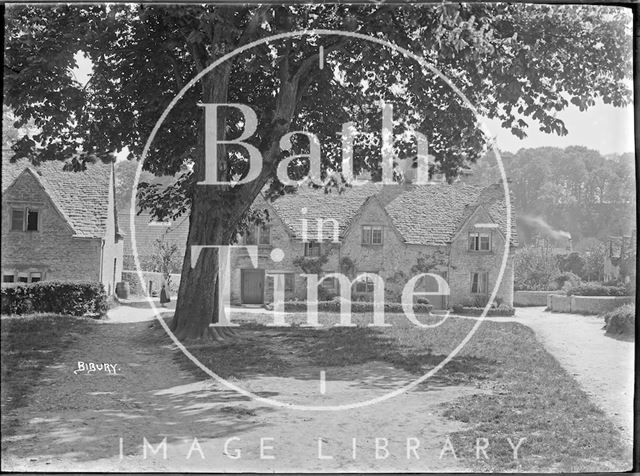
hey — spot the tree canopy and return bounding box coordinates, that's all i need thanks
[5,4,632,198]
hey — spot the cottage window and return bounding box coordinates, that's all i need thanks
[284,273,295,292]
[304,241,321,257]
[10,208,39,232]
[355,275,376,293]
[323,276,338,290]
[26,209,39,231]
[30,272,42,283]
[362,226,383,245]
[245,224,270,245]
[18,272,29,283]
[2,273,15,283]
[258,225,271,245]
[470,272,488,294]
[11,209,24,231]
[469,232,491,251]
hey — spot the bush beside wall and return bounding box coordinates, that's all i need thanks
[281,300,433,314]
[1,281,108,317]
[603,304,635,338]
[451,304,516,317]
[566,283,629,297]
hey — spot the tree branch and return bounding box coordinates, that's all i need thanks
[238,5,270,46]
[292,36,351,84]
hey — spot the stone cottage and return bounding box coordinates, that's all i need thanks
[229,182,517,309]
[1,156,123,294]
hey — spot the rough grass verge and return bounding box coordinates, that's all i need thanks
[1,313,94,441]
[174,312,631,472]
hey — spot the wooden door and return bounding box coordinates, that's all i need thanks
[241,269,265,304]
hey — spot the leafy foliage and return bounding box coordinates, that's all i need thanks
[550,271,582,291]
[514,245,559,291]
[603,304,635,338]
[557,251,586,278]
[293,254,329,275]
[565,283,629,297]
[5,5,633,200]
[151,238,181,285]
[451,304,515,316]
[1,281,108,316]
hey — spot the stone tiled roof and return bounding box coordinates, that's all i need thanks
[264,182,518,246]
[121,211,190,257]
[2,158,112,238]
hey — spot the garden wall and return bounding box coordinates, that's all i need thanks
[121,270,181,296]
[514,291,556,307]
[571,296,635,314]
[547,294,634,314]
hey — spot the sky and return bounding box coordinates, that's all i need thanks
[72,53,635,157]
[485,101,635,156]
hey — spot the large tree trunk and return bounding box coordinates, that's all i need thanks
[170,39,302,341]
[170,197,239,340]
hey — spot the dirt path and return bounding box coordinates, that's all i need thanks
[478,307,634,445]
[2,306,481,472]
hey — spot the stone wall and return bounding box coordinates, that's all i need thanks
[514,290,557,307]
[122,270,181,296]
[546,294,634,314]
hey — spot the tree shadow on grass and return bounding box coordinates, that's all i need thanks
[2,320,275,465]
[177,320,497,391]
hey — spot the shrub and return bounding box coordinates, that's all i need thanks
[602,304,635,338]
[451,304,515,317]
[317,286,337,301]
[283,300,433,314]
[1,281,108,317]
[566,282,629,297]
[551,271,582,291]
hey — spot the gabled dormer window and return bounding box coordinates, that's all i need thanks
[244,224,270,246]
[469,232,491,252]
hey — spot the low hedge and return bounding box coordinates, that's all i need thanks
[566,283,629,297]
[603,304,635,338]
[1,281,108,317]
[452,304,516,317]
[281,300,433,314]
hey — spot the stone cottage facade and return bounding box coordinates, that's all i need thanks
[1,157,123,294]
[229,182,517,309]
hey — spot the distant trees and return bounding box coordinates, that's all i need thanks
[465,146,635,244]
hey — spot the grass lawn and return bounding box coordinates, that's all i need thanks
[1,314,94,442]
[177,312,631,472]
